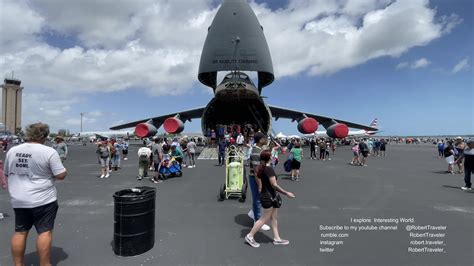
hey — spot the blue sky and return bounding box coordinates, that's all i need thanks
[0,0,472,136]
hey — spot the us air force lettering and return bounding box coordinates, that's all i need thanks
[110,0,377,138]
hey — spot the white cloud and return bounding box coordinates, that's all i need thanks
[452,57,469,73]
[396,57,430,69]
[0,0,44,52]
[396,62,409,69]
[411,58,430,69]
[0,0,463,130]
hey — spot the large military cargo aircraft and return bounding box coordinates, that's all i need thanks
[111,0,376,138]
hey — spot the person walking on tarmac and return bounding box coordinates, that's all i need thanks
[137,145,152,180]
[458,139,474,191]
[247,132,271,231]
[309,138,316,159]
[217,138,227,166]
[245,150,295,248]
[52,136,68,162]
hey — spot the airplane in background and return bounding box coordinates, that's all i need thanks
[111,0,377,138]
[72,130,134,141]
[306,118,380,138]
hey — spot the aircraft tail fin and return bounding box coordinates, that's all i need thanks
[369,118,378,129]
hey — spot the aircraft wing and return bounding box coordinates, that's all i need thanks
[95,134,108,141]
[109,107,206,130]
[268,105,378,131]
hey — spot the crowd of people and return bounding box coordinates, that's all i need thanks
[95,138,129,178]
[1,121,472,262]
[134,136,198,183]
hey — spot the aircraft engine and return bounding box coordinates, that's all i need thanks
[326,123,349,139]
[297,117,318,134]
[135,123,157,138]
[163,117,185,134]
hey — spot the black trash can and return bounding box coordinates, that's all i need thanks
[113,186,156,257]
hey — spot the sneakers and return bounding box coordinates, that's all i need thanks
[273,239,290,245]
[124,158,128,161]
[151,178,162,184]
[137,176,143,180]
[99,175,105,179]
[188,165,193,168]
[461,187,472,191]
[105,174,110,178]
[245,234,260,248]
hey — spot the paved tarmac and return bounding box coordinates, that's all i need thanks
[0,143,472,266]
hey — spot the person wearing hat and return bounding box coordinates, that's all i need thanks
[457,139,474,191]
[247,132,271,231]
[52,136,68,162]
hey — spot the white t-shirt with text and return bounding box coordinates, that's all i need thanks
[4,143,66,208]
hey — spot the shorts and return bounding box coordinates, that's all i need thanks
[445,155,454,165]
[259,193,281,209]
[122,149,128,155]
[14,201,59,234]
[100,157,110,167]
[353,151,359,156]
[361,151,368,158]
[291,159,301,170]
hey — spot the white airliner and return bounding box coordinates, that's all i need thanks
[72,130,135,141]
[306,119,379,138]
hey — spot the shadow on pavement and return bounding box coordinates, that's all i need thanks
[235,214,273,244]
[24,246,68,266]
[432,170,450,174]
[442,185,474,193]
[234,214,253,228]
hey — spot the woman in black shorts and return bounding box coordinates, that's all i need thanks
[245,150,295,248]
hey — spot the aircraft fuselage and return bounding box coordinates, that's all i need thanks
[202,71,272,135]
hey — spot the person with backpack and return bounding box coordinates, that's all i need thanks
[96,142,111,178]
[137,145,152,180]
[358,139,369,166]
[318,139,326,160]
[290,143,303,181]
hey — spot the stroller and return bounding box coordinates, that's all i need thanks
[158,160,183,180]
